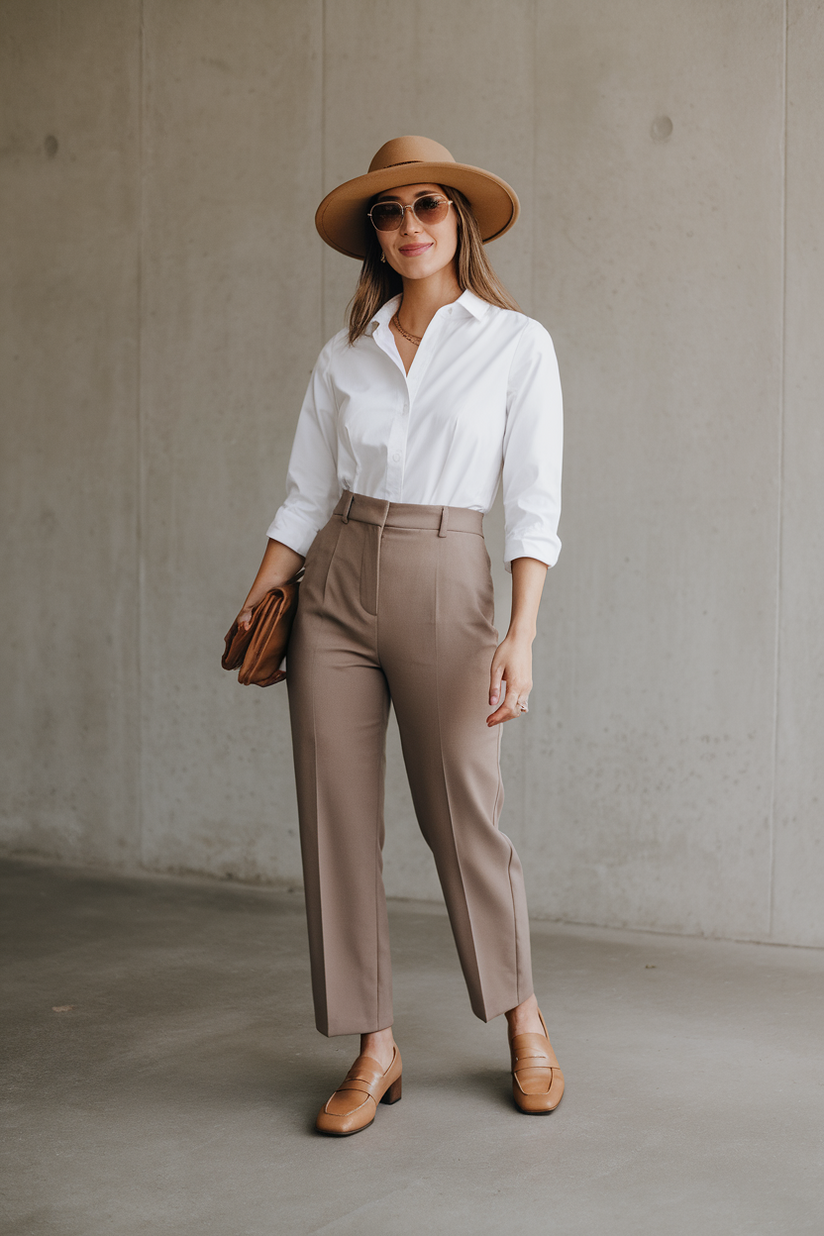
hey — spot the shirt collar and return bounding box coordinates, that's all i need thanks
[454,288,491,319]
[369,295,402,334]
[368,288,491,335]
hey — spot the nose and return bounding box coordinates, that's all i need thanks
[399,204,422,236]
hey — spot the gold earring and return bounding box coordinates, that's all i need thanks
[380,252,386,263]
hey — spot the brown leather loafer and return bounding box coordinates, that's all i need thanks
[315,1046,402,1136]
[509,1011,564,1114]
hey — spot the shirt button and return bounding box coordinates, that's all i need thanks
[392,452,401,462]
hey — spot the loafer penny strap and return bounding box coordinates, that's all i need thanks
[334,1055,387,1102]
[510,1033,560,1072]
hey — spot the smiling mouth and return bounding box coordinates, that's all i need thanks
[398,243,433,255]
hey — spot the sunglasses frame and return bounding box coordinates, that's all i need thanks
[367,195,454,232]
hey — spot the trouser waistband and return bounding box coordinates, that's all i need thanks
[333,490,484,537]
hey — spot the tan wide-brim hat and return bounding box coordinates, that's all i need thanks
[315,135,520,260]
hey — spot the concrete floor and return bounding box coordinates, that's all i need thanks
[1,860,823,1236]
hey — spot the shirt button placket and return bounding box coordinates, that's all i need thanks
[385,391,408,500]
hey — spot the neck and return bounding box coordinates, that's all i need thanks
[397,266,462,334]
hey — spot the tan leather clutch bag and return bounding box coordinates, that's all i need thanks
[222,575,301,687]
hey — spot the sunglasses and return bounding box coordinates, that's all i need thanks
[367,195,453,232]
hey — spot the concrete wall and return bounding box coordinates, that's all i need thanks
[2,0,822,947]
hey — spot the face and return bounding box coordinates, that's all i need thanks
[371,183,459,280]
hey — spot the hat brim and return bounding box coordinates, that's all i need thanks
[315,162,520,259]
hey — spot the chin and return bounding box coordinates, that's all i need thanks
[398,258,448,279]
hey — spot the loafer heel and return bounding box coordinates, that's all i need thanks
[381,1075,402,1104]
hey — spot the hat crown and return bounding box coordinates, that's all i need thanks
[368,135,455,175]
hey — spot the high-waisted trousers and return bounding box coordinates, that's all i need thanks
[287,491,534,1037]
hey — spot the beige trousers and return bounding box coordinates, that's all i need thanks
[287,491,534,1037]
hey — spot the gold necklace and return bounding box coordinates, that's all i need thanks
[392,309,422,346]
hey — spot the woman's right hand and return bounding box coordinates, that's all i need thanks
[236,539,305,631]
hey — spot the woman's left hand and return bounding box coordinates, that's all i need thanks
[487,633,533,726]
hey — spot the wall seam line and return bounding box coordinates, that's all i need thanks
[55,0,62,121]
[531,0,537,321]
[137,0,146,871]
[320,0,326,351]
[768,0,789,940]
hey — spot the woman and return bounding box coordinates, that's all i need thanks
[237,136,564,1134]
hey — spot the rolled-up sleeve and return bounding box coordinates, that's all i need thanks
[502,320,563,572]
[266,342,340,555]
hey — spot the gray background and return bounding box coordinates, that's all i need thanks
[2,0,822,947]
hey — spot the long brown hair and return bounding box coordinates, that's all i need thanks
[346,186,521,345]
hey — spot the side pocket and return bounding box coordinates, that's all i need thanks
[478,536,497,636]
[304,515,345,612]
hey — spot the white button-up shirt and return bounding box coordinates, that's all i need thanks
[267,288,563,570]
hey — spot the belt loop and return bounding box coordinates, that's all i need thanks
[438,506,449,538]
[341,492,354,523]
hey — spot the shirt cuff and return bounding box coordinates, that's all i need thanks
[504,534,561,573]
[265,511,320,558]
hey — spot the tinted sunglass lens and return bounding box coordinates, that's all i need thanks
[371,203,403,231]
[415,197,448,223]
